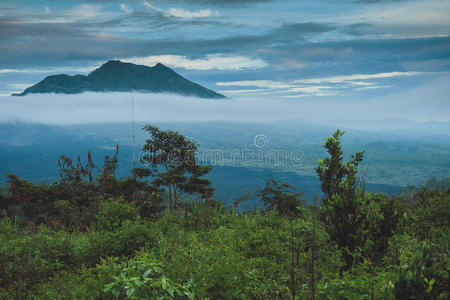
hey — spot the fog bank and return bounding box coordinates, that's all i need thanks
[0,75,449,136]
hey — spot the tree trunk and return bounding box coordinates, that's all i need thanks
[168,184,172,211]
[173,185,178,209]
[311,212,316,300]
[290,219,296,300]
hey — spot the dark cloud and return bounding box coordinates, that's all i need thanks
[269,22,335,40]
[355,0,405,2]
[74,0,407,4]
[259,36,450,78]
[52,0,404,4]
[191,22,334,50]
[98,0,272,5]
[339,22,373,36]
[0,5,449,79]
[0,18,335,68]
[0,18,91,40]
[164,0,273,5]
[90,10,226,30]
[39,0,272,5]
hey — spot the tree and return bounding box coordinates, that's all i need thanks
[258,178,304,217]
[316,129,364,206]
[310,195,320,300]
[316,130,399,266]
[316,130,365,264]
[258,178,304,299]
[138,125,214,210]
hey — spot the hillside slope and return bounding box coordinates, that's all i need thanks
[13,60,225,99]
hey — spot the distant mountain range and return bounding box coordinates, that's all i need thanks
[12,60,225,99]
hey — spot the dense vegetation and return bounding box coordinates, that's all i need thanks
[0,127,448,299]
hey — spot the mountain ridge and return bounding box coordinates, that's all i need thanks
[12,60,225,99]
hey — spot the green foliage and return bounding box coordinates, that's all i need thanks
[394,242,449,299]
[357,193,401,262]
[316,130,365,265]
[258,178,304,217]
[183,198,226,230]
[2,147,165,230]
[96,199,139,231]
[5,174,55,224]
[0,128,448,299]
[102,252,194,299]
[138,125,214,210]
[412,188,450,241]
[30,267,103,300]
[316,130,400,266]
[0,222,91,296]
[316,260,396,300]
[93,220,156,258]
[316,129,365,206]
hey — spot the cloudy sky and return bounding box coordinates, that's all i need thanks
[0,0,449,103]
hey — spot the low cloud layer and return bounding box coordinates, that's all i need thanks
[0,74,449,135]
[216,71,438,97]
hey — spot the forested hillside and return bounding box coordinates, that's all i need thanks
[0,127,448,299]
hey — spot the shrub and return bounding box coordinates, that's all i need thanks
[393,242,449,299]
[92,220,157,259]
[96,199,139,231]
[102,251,194,299]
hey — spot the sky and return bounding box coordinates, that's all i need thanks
[0,0,449,122]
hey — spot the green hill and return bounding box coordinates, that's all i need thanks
[12,60,225,99]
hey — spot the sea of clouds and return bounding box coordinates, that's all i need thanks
[0,74,449,137]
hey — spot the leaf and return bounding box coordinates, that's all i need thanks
[161,276,168,289]
[111,288,120,297]
[167,285,175,297]
[143,269,152,278]
[103,285,112,293]
[426,278,435,294]
[126,287,135,298]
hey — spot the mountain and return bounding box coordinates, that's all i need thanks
[12,60,226,99]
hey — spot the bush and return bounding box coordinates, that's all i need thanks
[30,268,102,300]
[316,263,396,300]
[31,251,194,300]
[92,220,157,259]
[102,251,194,299]
[0,220,89,297]
[393,242,449,299]
[96,199,139,231]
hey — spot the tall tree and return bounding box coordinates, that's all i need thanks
[138,125,214,210]
[258,178,304,298]
[316,130,399,266]
[316,130,365,266]
[316,129,364,206]
[258,178,303,217]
